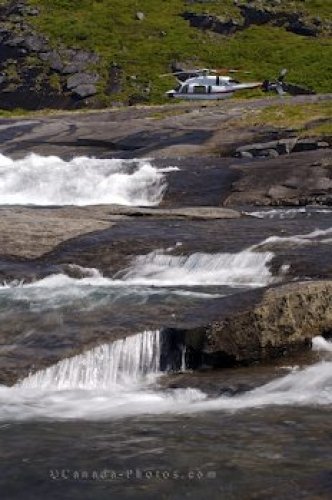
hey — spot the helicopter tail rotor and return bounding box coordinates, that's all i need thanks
[262,68,288,95]
[262,68,315,96]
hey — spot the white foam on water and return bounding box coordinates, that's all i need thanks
[0,153,167,206]
[0,246,275,310]
[0,342,330,421]
[254,227,332,248]
[117,249,275,287]
[246,208,307,219]
[246,208,332,219]
[312,336,332,353]
[18,330,161,391]
[0,270,224,311]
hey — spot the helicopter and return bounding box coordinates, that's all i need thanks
[162,68,314,100]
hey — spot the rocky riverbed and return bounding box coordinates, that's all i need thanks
[0,93,332,500]
[0,94,331,386]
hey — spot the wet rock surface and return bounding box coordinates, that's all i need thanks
[179,281,332,368]
[1,94,330,158]
[224,148,332,206]
[0,95,332,384]
[0,204,332,385]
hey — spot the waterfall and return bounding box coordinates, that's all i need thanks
[18,330,161,390]
[119,249,274,287]
[0,154,166,206]
[312,336,332,352]
[0,334,329,421]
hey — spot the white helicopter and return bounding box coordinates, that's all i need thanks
[163,68,303,100]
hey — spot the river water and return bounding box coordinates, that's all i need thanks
[0,154,331,499]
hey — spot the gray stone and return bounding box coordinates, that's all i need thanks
[283,177,301,189]
[267,185,295,200]
[74,50,99,65]
[62,63,85,75]
[238,151,253,159]
[61,51,99,74]
[24,34,48,52]
[49,52,63,71]
[309,177,332,192]
[66,72,99,90]
[182,281,332,366]
[71,84,97,98]
[258,149,279,159]
[38,52,50,62]
[277,137,298,154]
[136,11,145,21]
[38,51,64,71]
[105,205,241,220]
[5,36,24,47]
[237,137,312,157]
[237,140,278,154]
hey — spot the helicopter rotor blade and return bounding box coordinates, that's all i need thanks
[211,68,252,75]
[159,71,189,77]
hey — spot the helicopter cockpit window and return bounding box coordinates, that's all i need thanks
[193,85,207,94]
[174,83,181,92]
[180,84,189,94]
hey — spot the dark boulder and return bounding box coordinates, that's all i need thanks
[107,63,122,94]
[293,138,331,153]
[287,20,319,37]
[182,12,242,35]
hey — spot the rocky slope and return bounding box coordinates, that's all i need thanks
[0,0,101,109]
[0,0,331,110]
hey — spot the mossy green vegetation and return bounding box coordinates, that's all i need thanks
[14,1,332,104]
[238,100,332,136]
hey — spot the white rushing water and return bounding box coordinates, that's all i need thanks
[256,227,332,247]
[117,249,275,287]
[312,335,332,353]
[19,330,161,390]
[246,208,332,219]
[0,154,167,206]
[0,248,275,310]
[0,334,330,421]
[3,223,332,308]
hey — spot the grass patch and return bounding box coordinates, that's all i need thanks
[7,0,332,105]
[237,100,332,136]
